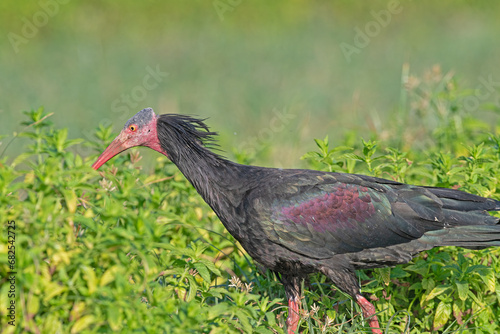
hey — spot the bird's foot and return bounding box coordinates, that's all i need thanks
[286,296,300,334]
[356,294,382,334]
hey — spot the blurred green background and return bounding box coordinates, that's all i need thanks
[1,0,500,167]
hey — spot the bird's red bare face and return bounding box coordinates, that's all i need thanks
[92,108,167,170]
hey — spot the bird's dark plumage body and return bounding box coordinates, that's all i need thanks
[93,108,500,333]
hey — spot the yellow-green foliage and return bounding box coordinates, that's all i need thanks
[1,71,500,333]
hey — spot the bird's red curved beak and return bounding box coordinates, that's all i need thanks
[92,132,130,170]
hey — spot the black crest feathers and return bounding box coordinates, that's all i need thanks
[157,114,221,161]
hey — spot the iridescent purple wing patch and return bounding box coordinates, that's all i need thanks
[275,184,379,233]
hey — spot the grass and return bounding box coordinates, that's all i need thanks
[1,68,500,333]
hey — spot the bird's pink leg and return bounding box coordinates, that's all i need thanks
[356,294,382,334]
[286,296,300,334]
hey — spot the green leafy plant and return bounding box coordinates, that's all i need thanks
[2,68,500,333]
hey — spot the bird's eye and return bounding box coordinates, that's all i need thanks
[129,124,137,132]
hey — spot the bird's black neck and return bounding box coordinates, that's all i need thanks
[172,146,245,208]
[156,115,252,229]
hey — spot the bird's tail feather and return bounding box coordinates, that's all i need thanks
[350,225,500,269]
[441,208,499,226]
[426,186,500,211]
[422,225,500,249]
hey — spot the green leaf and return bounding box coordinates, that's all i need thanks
[206,287,228,299]
[185,275,197,302]
[343,153,364,161]
[455,281,469,301]
[433,300,452,330]
[43,283,67,303]
[81,265,97,295]
[235,309,252,333]
[207,303,229,319]
[406,261,429,276]
[61,189,77,213]
[11,152,33,166]
[254,327,274,334]
[467,290,484,306]
[478,268,496,292]
[199,259,222,276]
[107,307,123,331]
[193,262,211,282]
[27,295,40,316]
[390,266,410,279]
[100,266,120,287]
[265,311,277,326]
[425,285,450,302]
[422,277,435,291]
[377,267,391,286]
[71,315,95,334]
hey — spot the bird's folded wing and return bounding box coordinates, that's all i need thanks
[254,173,461,259]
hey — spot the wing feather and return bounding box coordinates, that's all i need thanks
[254,173,463,259]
